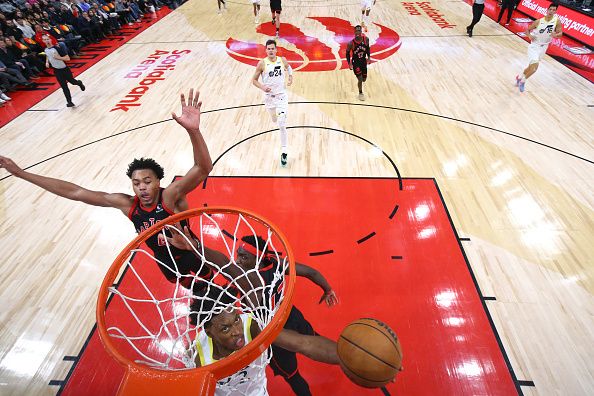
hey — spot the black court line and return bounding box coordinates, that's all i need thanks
[63,356,78,361]
[26,109,60,112]
[49,380,64,386]
[357,231,376,244]
[588,105,594,107]
[483,296,497,301]
[433,179,523,395]
[222,229,236,240]
[519,380,536,387]
[209,125,404,190]
[391,256,403,260]
[3,100,591,183]
[309,249,334,256]
[381,386,391,396]
[389,205,399,219]
[460,237,471,241]
[290,101,594,165]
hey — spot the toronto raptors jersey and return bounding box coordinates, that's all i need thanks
[128,188,187,260]
[261,57,286,95]
[349,36,369,63]
[532,16,558,45]
[195,314,268,396]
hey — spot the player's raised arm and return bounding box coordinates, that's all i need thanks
[163,88,213,207]
[0,155,132,213]
[274,329,339,365]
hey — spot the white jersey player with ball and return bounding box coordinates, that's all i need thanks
[252,39,293,167]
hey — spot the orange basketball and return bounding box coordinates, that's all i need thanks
[337,318,403,388]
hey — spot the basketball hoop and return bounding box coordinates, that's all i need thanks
[96,207,296,395]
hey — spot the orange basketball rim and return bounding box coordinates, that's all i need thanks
[96,207,296,396]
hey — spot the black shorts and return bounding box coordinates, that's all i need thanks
[270,306,316,378]
[270,0,282,13]
[352,61,367,79]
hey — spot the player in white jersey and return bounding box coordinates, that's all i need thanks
[251,39,293,167]
[252,0,261,24]
[360,0,376,32]
[516,2,562,92]
[193,288,339,396]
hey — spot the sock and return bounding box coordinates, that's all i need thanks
[280,126,288,153]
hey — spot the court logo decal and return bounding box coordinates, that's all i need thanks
[402,2,456,29]
[111,49,191,112]
[226,17,401,72]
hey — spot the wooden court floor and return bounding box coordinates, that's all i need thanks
[0,0,593,395]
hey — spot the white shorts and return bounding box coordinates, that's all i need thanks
[361,0,374,10]
[251,0,261,4]
[527,43,548,65]
[264,92,288,115]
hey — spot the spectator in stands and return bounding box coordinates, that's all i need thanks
[0,38,39,79]
[92,3,120,33]
[15,18,36,38]
[4,19,24,41]
[0,4,16,15]
[75,11,101,42]
[4,36,49,76]
[0,59,34,87]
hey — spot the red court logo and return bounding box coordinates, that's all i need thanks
[226,17,402,72]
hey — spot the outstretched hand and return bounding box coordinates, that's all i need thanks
[318,290,339,307]
[0,156,23,176]
[166,225,200,251]
[172,88,202,132]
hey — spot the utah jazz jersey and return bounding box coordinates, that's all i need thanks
[195,314,268,396]
[261,57,285,95]
[532,16,558,45]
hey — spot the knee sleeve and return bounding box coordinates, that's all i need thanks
[277,108,287,127]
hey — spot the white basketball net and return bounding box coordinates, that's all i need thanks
[103,211,290,395]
